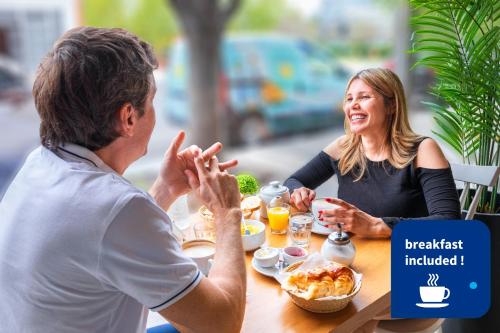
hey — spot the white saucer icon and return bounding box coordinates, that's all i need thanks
[416,274,450,308]
[416,302,449,308]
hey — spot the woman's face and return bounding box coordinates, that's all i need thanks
[343,79,388,135]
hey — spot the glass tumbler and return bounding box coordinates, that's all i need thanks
[289,212,313,248]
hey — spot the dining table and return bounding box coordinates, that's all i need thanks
[240,212,392,333]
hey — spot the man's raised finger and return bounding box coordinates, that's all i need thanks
[218,159,238,171]
[208,156,219,172]
[193,155,209,179]
[167,131,185,156]
[201,142,222,161]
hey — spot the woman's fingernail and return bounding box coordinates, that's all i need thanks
[319,217,323,221]
[319,210,323,214]
[325,198,332,202]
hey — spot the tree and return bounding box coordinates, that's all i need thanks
[83,0,177,57]
[228,0,291,32]
[168,0,241,148]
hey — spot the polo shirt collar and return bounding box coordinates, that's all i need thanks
[58,143,117,174]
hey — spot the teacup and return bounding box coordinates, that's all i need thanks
[419,286,450,303]
[311,198,340,225]
[182,240,216,276]
[283,246,308,265]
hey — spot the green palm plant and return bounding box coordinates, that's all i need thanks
[410,0,499,213]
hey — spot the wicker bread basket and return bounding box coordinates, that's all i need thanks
[283,261,362,313]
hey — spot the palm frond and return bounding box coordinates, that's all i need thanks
[411,0,499,212]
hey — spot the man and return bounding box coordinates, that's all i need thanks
[0,27,246,333]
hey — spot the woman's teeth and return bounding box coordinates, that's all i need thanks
[351,115,366,120]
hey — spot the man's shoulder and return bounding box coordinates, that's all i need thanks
[30,146,159,221]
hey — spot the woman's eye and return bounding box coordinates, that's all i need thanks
[346,97,353,102]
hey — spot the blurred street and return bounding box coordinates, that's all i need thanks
[0,67,458,199]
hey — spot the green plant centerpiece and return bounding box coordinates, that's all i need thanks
[236,174,260,196]
[410,0,499,213]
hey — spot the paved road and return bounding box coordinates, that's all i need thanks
[126,106,458,199]
[0,71,457,199]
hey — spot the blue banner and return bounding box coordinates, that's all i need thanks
[391,220,490,318]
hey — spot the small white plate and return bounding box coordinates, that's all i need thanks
[311,221,332,235]
[251,257,279,279]
[416,302,449,308]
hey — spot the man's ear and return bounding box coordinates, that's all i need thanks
[116,103,136,137]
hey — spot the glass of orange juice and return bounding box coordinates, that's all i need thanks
[267,202,290,234]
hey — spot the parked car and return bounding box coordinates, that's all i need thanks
[0,57,31,107]
[164,34,350,145]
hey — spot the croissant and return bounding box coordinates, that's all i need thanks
[285,264,354,300]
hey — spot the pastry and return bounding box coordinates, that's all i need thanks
[284,264,354,300]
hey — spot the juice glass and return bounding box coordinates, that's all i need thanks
[267,203,290,235]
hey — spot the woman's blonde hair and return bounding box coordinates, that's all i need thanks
[338,68,423,180]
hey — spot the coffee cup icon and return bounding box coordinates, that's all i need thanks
[416,273,450,308]
[419,286,450,303]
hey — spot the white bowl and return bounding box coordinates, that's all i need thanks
[242,219,266,251]
[311,198,340,225]
[253,247,279,267]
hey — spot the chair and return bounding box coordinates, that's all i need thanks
[450,163,500,219]
[448,164,500,332]
[375,164,499,333]
[375,318,444,333]
[373,307,444,333]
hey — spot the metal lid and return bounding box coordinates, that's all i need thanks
[260,181,288,197]
[327,231,350,245]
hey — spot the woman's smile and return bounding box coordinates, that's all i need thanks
[344,79,387,134]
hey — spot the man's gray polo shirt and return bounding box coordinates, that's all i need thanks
[0,144,201,333]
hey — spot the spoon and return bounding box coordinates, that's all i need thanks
[242,217,251,235]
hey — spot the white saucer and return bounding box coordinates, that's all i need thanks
[312,221,332,235]
[251,257,279,279]
[416,302,449,308]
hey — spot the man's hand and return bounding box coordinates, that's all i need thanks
[149,131,238,210]
[185,152,241,219]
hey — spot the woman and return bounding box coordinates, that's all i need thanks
[284,68,460,238]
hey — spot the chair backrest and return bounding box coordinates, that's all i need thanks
[450,163,500,220]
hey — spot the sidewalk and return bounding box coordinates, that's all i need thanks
[126,107,455,199]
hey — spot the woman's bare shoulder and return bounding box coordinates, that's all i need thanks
[323,136,345,160]
[414,138,449,169]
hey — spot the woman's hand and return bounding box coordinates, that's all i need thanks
[290,187,316,212]
[319,198,391,238]
[149,131,238,210]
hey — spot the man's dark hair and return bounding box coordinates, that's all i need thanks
[33,26,158,150]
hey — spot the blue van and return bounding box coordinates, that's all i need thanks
[164,34,349,144]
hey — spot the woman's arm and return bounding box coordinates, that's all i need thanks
[382,138,461,229]
[283,151,336,192]
[284,137,343,192]
[284,151,336,211]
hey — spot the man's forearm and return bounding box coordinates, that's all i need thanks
[211,208,246,283]
[209,208,246,325]
[148,178,176,211]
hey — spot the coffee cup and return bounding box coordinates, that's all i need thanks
[419,286,450,303]
[182,240,216,276]
[311,198,340,225]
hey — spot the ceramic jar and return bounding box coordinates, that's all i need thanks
[258,181,290,218]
